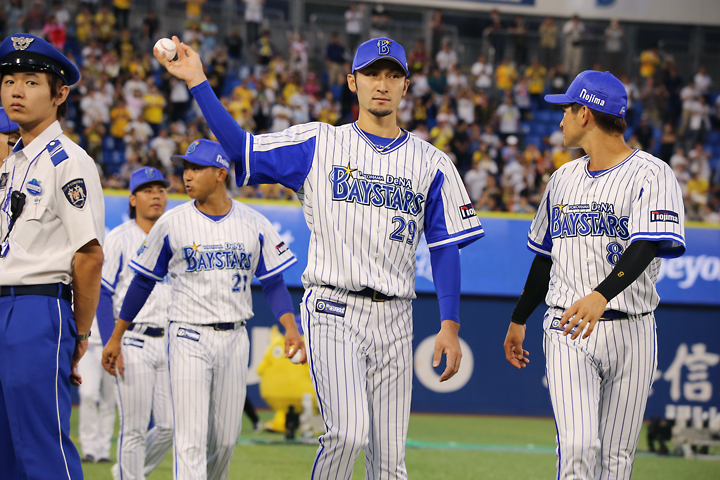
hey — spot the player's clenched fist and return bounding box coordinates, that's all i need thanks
[280,312,307,364]
[102,339,124,377]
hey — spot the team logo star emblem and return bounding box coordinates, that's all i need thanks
[342,162,357,178]
[191,242,201,252]
[558,203,567,214]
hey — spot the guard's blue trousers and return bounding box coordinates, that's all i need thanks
[0,293,83,479]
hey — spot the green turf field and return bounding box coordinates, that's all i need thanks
[73,408,720,479]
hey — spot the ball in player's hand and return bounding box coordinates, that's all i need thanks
[289,348,303,364]
[154,38,177,60]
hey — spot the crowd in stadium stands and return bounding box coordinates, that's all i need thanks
[2,2,719,222]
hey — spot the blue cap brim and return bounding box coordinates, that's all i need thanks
[131,178,171,193]
[354,57,409,76]
[170,155,226,168]
[544,93,574,105]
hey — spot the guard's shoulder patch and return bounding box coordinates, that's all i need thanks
[0,173,7,190]
[62,178,87,209]
[47,139,68,167]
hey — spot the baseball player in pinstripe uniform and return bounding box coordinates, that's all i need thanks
[155,36,484,479]
[102,139,305,480]
[97,167,173,480]
[504,71,686,479]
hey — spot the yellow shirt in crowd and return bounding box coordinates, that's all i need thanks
[143,93,166,125]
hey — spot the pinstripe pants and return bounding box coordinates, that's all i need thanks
[543,308,657,480]
[302,286,414,480]
[167,321,250,480]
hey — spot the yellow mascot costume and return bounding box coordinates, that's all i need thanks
[256,325,317,433]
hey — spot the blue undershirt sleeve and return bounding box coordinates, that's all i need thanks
[259,273,294,321]
[190,81,247,161]
[118,273,157,323]
[430,244,461,323]
[96,285,116,346]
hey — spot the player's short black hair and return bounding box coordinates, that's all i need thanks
[129,201,136,219]
[569,103,626,136]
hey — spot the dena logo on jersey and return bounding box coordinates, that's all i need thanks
[650,210,679,224]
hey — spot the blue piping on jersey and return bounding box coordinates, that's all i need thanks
[351,122,410,155]
[628,232,686,258]
[527,239,552,258]
[116,377,125,480]
[583,150,639,178]
[256,256,298,280]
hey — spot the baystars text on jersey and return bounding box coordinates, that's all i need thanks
[182,242,252,272]
[550,201,630,240]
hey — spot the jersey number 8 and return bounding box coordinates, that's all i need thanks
[606,242,625,266]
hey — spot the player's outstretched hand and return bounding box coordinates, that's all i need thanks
[504,322,530,369]
[153,36,207,89]
[70,338,88,386]
[560,291,608,340]
[102,339,123,377]
[434,320,463,382]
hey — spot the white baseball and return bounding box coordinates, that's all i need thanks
[154,38,177,60]
[289,348,303,364]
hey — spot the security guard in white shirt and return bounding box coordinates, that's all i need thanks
[0,34,105,479]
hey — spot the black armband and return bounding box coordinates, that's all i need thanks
[594,241,659,302]
[511,254,552,325]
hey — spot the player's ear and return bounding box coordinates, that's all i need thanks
[402,78,409,96]
[347,73,357,93]
[129,194,137,208]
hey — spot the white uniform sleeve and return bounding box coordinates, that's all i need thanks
[129,218,173,280]
[628,164,686,258]
[424,155,485,251]
[55,149,105,250]
[527,174,554,258]
[101,231,124,292]
[255,216,297,280]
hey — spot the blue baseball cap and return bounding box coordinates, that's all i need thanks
[0,34,80,86]
[170,139,231,170]
[544,70,627,118]
[129,167,171,194]
[352,37,409,77]
[0,107,19,133]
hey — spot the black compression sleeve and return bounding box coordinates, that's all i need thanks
[511,255,552,325]
[594,240,659,302]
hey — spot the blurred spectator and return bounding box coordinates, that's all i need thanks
[51,1,70,27]
[408,39,429,75]
[289,32,309,82]
[484,9,506,63]
[42,15,66,51]
[452,121,472,172]
[659,123,677,163]
[243,0,264,45]
[96,4,116,42]
[640,77,662,127]
[538,17,558,68]
[686,171,709,221]
[446,65,467,96]
[679,78,698,136]
[713,95,720,130]
[639,44,661,79]
[345,4,364,54]
[456,87,475,125]
[604,19,624,75]
[471,54,493,91]
[143,12,160,40]
[326,33,346,86]
[694,65,711,95]
[620,74,639,127]
[495,58,517,93]
[6,0,26,36]
[84,120,106,166]
[411,123,429,142]
[525,61,547,108]
[75,5,93,43]
[225,29,244,69]
[110,98,132,141]
[254,30,274,68]
[670,147,688,169]
[271,95,292,132]
[552,145,572,169]
[476,175,503,211]
[23,0,46,37]
[510,16,528,68]
[428,67,447,96]
[562,15,585,76]
[435,42,458,73]
[513,77,531,119]
[183,22,203,53]
[663,64,683,124]
[429,10,445,58]
[149,129,177,171]
[673,160,691,197]
[143,84,167,137]
[549,63,568,94]
[411,69,430,98]
[80,86,111,128]
[429,117,453,151]
[686,96,711,147]
[688,142,711,182]
[370,3,391,38]
[495,94,521,141]
[201,14,219,63]
[635,116,655,152]
[113,0,130,30]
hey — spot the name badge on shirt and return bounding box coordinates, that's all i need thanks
[26,179,42,196]
[315,299,346,317]
[177,327,201,342]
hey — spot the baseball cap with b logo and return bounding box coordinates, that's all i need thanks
[544,70,627,118]
[170,139,231,170]
[352,37,409,77]
[129,167,170,194]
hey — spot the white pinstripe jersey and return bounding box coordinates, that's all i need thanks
[130,200,297,325]
[101,220,172,328]
[528,150,686,314]
[235,122,484,299]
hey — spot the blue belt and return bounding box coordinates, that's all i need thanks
[128,324,165,337]
[0,283,72,302]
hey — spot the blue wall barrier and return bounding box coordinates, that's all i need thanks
[97,193,720,419]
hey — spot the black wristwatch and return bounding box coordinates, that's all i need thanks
[76,331,91,341]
